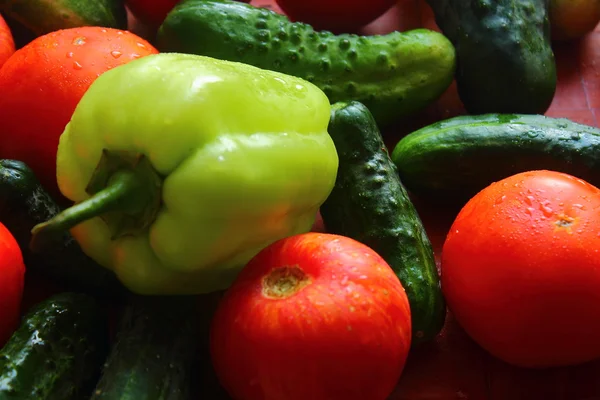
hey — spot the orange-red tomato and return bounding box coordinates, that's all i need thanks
[210,232,412,400]
[441,170,600,368]
[0,27,158,199]
[0,13,14,69]
[274,0,396,33]
[0,222,25,346]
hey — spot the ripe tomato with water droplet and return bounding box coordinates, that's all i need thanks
[210,232,412,400]
[442,170,600,368]
[0,27,157,199]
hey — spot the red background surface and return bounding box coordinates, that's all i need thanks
[14,0,600,398]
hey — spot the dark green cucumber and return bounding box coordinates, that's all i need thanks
[0,0,127,36]
[90,294,211,400]
[425,0,556,114]
[320,101,446,345]
[0,292,109,400]
[156,0,456,127]
[391,113,600,204]
[0,160,127,300]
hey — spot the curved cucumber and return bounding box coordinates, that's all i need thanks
[0,0,127,36]
[156,0,456,127]
[391,113,600,204]
[320,101,446,345]
[0,292,108,400]
[0,160,127,301]
[425,0,556,114]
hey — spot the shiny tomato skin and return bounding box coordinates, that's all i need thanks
[0,27,157,199]
[0,13,14,69]
[0,222,25,346]
[210,232,412,400]
[273,0,396,32]
[441,170,600,368]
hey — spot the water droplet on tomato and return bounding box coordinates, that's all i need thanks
[540,204,553,217]
[137,42,146,48]
[495,195,506,205]
[131,53,141,59]
[524,195,534,206]
[358,275,368,280]
[72,36,86,46]
[66,52,74,58]
[110,50,122,58]
[525,207,534,216]
[340,276,349,285]
[101,29,107,33]
[73,61,83,70]
[573,203,585,210]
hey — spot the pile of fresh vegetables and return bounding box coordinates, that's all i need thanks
[0,0,599,398]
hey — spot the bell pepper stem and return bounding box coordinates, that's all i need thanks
[29,152,163,253]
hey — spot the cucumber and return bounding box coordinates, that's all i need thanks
[0,292,109,400]
[0,0,127,36]
[156,0,456,127]
[0,160,127,300]
[320,101,446,345]
[391,113,600,204]
[425,0,556,114]
[90,294,212,399]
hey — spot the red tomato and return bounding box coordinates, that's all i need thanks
[273,0,396,33]
[0,222,25,346]
[0,13,14,69]
[441,170,600,368]
[210,232,412,400]
[0,27,158,200]
[126,0,180,28]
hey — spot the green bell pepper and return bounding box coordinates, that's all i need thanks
[31,53,339,295]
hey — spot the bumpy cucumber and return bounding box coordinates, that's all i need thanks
[320,101,446,344]
[0,0,127,36]
[90,295,209,400]
[391,113,600,204]
[0,293,109,400]
[426,0,556,114]
[0,160,127,300]
[156,0,456,127]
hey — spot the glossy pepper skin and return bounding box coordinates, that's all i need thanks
[31,53,339,295]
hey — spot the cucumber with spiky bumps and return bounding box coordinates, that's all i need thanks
[90,295,209,400]
[320,101,446,345]
[0,293,109,400]
[156,0,456,127]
